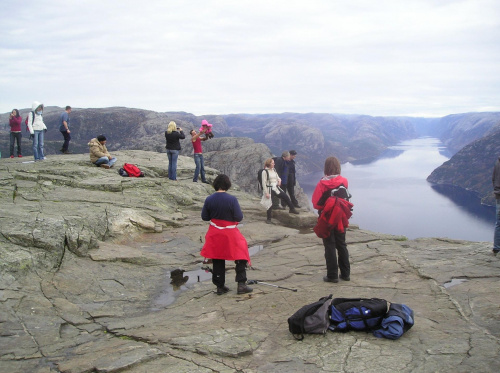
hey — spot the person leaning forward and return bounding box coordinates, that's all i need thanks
[88,135,117,169]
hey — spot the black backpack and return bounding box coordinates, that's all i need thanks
[288,294,333,340]
[257,168,270,192]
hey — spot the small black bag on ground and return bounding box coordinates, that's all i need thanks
[288,294,333,340]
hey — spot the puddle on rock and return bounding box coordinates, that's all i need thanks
[443,278,468,289]
[151,245,264,311]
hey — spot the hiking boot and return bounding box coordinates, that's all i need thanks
[18,155,23,158]
[265,219,273,224]
[216,286,229,295]
[63,150,73,154]
[293,203,302,208]
[340,275,350,281]
[323,276,339,283]
[10,155,14,158]
[202,180,210,184]
[100,164,110,169]
[493,250,499,257]
[289,208,300,215]
[237,282,253,294]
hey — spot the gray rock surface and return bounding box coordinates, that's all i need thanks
[0,151,499,373]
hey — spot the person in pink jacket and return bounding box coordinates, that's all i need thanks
[8,109,23,158]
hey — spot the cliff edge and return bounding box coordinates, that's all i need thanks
[0,151,498,373]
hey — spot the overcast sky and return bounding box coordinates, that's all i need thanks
[1,0,499,117]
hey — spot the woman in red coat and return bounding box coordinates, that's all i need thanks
[200,174,253,295]
[312,157,352,283]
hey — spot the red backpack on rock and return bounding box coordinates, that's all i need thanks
[122,163,144,177]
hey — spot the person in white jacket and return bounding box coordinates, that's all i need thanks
[27,101,48,161]
[261,158,299,224]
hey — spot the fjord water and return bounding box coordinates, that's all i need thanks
[299,137,495,242]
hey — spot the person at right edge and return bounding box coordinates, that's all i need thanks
[493,155,500,256]
[200,174,253,295]
[312,156,353,283]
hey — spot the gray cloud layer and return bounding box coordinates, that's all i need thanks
[1,0,499,116]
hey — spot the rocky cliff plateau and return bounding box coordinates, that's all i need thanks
[0,151,499,373]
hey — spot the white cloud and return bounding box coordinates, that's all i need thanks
[1,0,499,116]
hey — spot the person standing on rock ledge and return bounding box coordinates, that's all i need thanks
[262,158,300,224]
[88,135,117,169]
[189,126,210,184]
[165,121,185,181]
[59,106,72,154]
[200,174,253,295]
[312,156,352,283]
[493,156,500,256]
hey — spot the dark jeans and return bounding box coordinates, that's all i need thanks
[322,229,350,279]
[193,153,206,182]
[494,199,500,252]
[212,259,248,287]
[267,188,294,219]
[10,132,22,156]
[61,130,71,152]
[286,183,299,206]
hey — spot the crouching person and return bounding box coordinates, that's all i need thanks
[88,135,117,169]
[200,174,253,295]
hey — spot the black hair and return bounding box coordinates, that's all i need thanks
[97,135,107,142]
[12,109,20,117]
[66,106,72,111]
[213,174,231,191]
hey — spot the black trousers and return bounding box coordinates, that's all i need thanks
[10,132,22,156]
[267,189,294,219]
[286,183,299,206]
[212,259,248,287]
[61,130,71,151]
[322,229,350,279]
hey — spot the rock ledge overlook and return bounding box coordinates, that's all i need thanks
[0,151,499,373]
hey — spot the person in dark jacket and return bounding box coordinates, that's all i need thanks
[200,174,253,295]
[272,151,291,209]
[287,150,301,208]
[493,156,500,255]
[165,121,185,181]
[312,156,351,283]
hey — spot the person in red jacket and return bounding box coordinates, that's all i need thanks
[312,156,352,283]
[8,109,23,158]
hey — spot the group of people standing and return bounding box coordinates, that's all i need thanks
[164,119,212,183]
[7,102,73,160]
[202,155,353,295]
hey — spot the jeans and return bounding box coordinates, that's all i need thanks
[212,259,248,287]
[322,229,350,279]
[61,130,71,152]
[32,130,45,160]
[494,199,500,252]
[10,132,22,156]
[167,149,179,180]
[193,153,206,182]
[94,156,117,167]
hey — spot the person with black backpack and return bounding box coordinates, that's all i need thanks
[262,158,299,224]
[312,156,352,283]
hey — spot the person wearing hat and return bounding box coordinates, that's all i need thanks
[88,135,117,169]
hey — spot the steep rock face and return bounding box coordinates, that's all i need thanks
[432,112,500,154]
[427,129,500,205]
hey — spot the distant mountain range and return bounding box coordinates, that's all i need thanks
[1,107,499,205]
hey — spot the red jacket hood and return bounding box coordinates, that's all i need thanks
[311,175,349,210]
